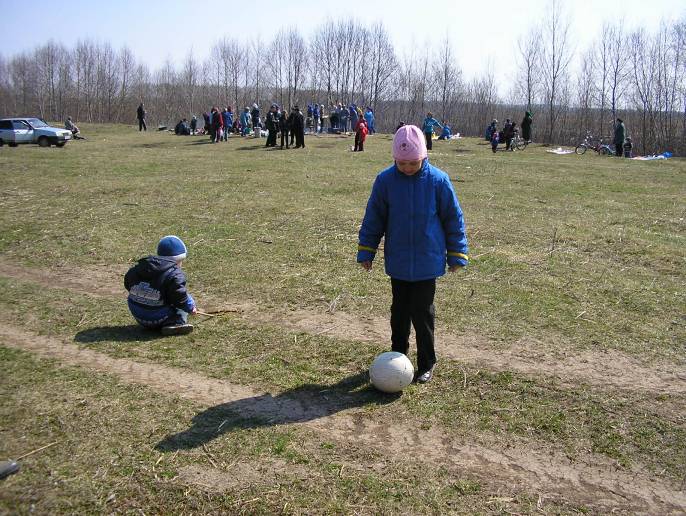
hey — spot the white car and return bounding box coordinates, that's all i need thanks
[0,117,73,147]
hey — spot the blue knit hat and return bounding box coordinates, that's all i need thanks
[157,235,187,261]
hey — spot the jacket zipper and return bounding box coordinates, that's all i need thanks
[409,174,415,280]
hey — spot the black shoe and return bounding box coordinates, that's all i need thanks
[161,323,193,336]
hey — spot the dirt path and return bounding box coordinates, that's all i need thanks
[2,325,685,513]
[1,259,685,396]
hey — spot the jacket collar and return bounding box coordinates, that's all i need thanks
[393,158,430,178]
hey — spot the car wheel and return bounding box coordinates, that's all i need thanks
[0,139,4,147]
[56,142,66,147]
[38,136,50,147]
[9,142,18,147]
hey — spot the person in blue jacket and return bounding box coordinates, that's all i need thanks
[349,104,359,131]
[357,125,468,383]
[240,107,251,136]
[438,122,452,140]
[364,107,375,134]
[222,107,234,140]
[124,235,197,335]
[421,112,443,151]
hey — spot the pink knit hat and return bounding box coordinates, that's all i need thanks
[393,125,427,161]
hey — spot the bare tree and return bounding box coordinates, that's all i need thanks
[431,35,462,122]
[181,49,199,116]
[225,41,247,110]
[312,20,336,105]
[540,0,574,142]
[594,23,612,138]
[576,47,596,135]
[285,29,307,107]
[630,28,657,153]
[515,27,542,111]
[368,22,396,109]
[249,39,266,106]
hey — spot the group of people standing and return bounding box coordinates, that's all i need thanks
[485,111,532,152]
[264,104,306,149]
[306,103,376,135]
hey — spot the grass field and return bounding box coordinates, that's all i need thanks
[1,125,684,514]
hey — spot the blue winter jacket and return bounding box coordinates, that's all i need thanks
[124,256,196,328]
[222,111,233,128]
[422,117,442,135]
[357,160,468,281]
[364,111,374,127]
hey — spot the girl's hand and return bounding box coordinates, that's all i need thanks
[360,261,372,271]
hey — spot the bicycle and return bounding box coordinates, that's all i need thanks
[575,132,613,155]
[510,131,529,151]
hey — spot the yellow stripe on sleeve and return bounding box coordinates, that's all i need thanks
[448,252,469,261]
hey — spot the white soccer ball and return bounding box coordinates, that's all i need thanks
[369,351,414,393]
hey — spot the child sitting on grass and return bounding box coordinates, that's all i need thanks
[357,125,469,383]
[124,235,197,335]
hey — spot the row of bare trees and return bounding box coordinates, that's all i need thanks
[0,13,684,155]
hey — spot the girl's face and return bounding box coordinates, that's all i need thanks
[396,159,423,176]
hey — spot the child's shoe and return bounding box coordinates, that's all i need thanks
[161,323,194,336]
[414,367,434,384]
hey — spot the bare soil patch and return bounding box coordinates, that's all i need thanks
[2,324,685,513]
[1,258,684,396]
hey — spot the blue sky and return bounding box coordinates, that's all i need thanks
[1,0,683,85]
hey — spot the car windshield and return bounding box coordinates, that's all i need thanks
[27,118,49,128]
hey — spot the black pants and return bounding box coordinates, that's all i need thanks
[354,132,364,151]
[294,129,305,148]
[138,119,146,131]
[266,128,277,147]
[424,132,432,150]
[615,143,623,157]
[390,278,436,375]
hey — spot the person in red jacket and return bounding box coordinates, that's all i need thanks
[210,106,223,143]
[353,119,368,152]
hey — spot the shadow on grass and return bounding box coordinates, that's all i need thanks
[155,371,399,451]
[74,325,165,343]
[234,145,269,151]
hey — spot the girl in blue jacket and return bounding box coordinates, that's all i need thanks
[357,125,468,383]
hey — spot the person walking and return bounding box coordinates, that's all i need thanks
[137,103,147,131]
[421,112,443,151]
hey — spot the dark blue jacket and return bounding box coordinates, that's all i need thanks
[222,111,233,128]
[124,256,195,327]
[357,160,468,281]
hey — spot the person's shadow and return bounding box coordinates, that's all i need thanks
[155,371,399,452]
[74,325,165,343]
